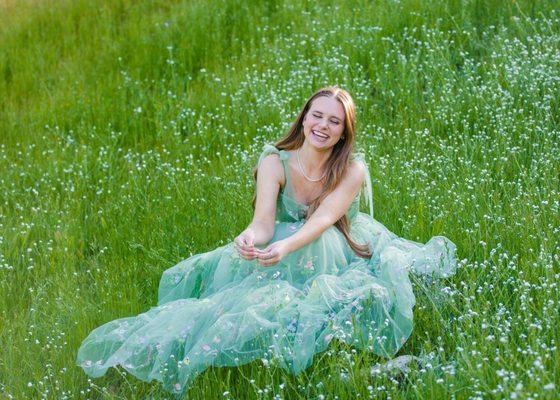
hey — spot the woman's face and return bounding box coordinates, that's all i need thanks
[302,96,346,151]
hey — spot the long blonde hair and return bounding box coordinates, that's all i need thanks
[254,86,371,259]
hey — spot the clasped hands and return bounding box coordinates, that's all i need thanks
[233,228,290,267]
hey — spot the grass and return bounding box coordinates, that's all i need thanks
[1,0,559,398]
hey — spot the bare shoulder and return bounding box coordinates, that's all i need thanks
[345,159,366,185]
[258,153,284,183]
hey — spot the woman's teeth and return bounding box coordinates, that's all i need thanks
[313,130,329,140]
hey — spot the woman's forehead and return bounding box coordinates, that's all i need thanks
[310,97,345,120]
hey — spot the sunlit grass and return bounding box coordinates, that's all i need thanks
[1,0,559,398]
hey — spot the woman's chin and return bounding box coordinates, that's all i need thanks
[307,136,333,150]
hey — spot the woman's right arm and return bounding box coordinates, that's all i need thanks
[234,154,283,259]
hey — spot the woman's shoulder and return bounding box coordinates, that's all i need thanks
[341,153,368,192]
[346,158,366,183]
[259,152,282,168]
[258,143,289,161]
[257,149,285,184]
[258,143,286,164]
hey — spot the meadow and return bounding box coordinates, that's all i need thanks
[1,0,559,398]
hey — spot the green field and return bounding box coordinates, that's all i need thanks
[1,0,559,398]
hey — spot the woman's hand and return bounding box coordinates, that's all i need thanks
[234,228,256,260]
[255,240,291,267]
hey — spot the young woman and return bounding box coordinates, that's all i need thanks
[77,86,457,395]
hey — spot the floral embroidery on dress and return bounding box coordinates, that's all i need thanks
[286,318,297,333]
[298,255,318,276]
[284,292,291,303]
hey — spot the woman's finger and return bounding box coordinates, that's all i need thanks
[257,250,276,260]
[234,243,255,260]
[238,248,255,258]
[235,240,253,251]
[258,253,278,264]
[241,253,256,261]
[259,258,278,267]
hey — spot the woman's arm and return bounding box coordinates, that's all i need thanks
[256,161,365,266]
[250,154,283,243]
[234,154,283,259]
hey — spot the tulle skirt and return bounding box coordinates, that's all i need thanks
[76,212,457,395]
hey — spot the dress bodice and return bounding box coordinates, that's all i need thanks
[257,144,374,223]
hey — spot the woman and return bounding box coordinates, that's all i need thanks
[77,86,457,395]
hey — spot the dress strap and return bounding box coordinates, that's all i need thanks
[258,143,291,190]
[352,152,374,218]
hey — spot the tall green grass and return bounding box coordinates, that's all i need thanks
[1,0,559,398]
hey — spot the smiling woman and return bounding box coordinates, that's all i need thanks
[76,86,458,396]
[305,97,346,147]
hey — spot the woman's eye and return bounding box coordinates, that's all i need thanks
[331,120,339,125]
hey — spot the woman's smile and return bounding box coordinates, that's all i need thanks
[312,130,330,142]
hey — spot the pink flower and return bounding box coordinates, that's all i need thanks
[213,336,221,344]
[202,344,211,351]
[324,333,333,342]
[304,260,314,270]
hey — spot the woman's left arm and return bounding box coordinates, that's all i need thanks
[256,161,365,266]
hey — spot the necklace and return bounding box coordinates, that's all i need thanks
[296,148,327,182]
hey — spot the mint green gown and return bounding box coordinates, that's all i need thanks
[76,144,457,395]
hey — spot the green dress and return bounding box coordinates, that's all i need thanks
[76,144,457,395]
